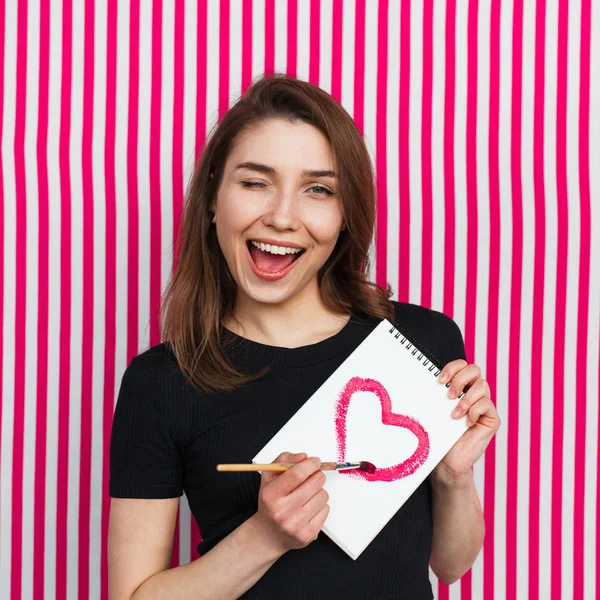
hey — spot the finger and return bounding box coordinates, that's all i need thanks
[306,504,331,538]
[261,452,308,484]
[268,456,322,496]
[300,487,329,517]
[451,379,490,418]
[465,398,499,429]
[444,364,482,399]
[289,470,327,508]
[437,359,468,384]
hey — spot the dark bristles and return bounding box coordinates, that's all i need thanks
[359,461,376,474]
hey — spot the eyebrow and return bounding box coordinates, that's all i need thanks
[234,161,338,179]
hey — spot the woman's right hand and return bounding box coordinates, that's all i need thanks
[253,452,330,554]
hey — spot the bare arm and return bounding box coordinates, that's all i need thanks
[428,468,485,585]
[108,453,329,600]
[108,498,285,600]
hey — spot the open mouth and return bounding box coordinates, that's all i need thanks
[246,240,305,277]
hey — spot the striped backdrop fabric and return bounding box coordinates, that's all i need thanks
[1,1,598,599]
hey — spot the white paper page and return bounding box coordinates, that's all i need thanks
[253,319,469,559]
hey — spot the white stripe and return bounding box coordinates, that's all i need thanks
[318,0,333,93]
[251,0,265,83]
[429,0,446,312]
[113,0,131,397]
[585,2,600,596]
[0,0,18,594]
[362,0,378,284]
[385,0,400,301]
[450,0,467,352]
[44,0,64,593]
[205,0,220,137]
[178,497,192,565]
[493,2,515,599]
[539,1,559,596]
[295,0,309,82]
[340,0,355,117]
[22,2,41,597]
[274,0,287,74]
[68,0,85,595]
[516,1,536,595]
[471,0,492,596]
[229,0,242,103]
[562,2,582,597]
[136,0,152,354]
[183,0,198,181]
[89,1,108,596]
[160,0,174,308]
[408,0,423,307]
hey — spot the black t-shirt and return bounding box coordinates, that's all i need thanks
[109,301,467,599]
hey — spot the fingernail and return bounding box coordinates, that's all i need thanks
[452,407,462,418]
[439,372,448,384]
[448,388,456,399]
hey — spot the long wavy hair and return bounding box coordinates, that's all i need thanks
[160,73,393,393]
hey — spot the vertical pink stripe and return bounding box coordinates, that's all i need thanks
[101,1,118,595]
[286,0,297,78]
[309,0,320,85]
[397,0,410,303]
[265,0,275,75]
[374,0,388,290]
[218,0,230,119]
[0,0,4,541]
[33,1,50,597]
[552,2,569,597]
[79,0,96,596]
[420,0,433,310]
[126,0,140,366]
[57,1,73,598]
[241,0,253,94]
[149,0,163,350]
[441,0,456,319]
[573,2,591,598]
[353,0,365,136]
[172,0,184,263]
[461,2,479,598]
[330,0,343,103]
[530,2,547,598]
[507,2,524,599]
[484,2,501,598]
[191,0,208,559]
[11,1,28,599]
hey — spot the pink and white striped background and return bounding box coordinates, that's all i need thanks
[1,1,598,599]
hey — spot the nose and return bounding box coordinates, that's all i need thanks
[262,190,300,232]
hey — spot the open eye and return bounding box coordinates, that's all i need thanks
[307,185,334,196]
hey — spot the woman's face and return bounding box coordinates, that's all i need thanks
[213,118,345,308]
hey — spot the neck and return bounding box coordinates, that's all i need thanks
[224,280,350,348]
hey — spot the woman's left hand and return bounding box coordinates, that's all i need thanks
[434,360,501,481]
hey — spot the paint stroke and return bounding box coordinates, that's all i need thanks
[335,377,430,482]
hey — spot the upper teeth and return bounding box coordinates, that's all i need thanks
[251,241,303,255]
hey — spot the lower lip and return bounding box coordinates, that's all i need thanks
[246,245,303,282]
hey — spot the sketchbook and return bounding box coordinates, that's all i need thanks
[252,319,469,560]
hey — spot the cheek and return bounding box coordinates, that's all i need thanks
[303,205,344,247]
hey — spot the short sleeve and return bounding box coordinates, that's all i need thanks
[429,310,468,367]
[109,357,183,498]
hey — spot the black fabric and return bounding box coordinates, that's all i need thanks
[109,301,467,599]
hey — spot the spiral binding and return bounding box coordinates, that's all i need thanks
[387,324,465,398]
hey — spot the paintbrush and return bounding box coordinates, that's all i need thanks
[216,461,376,473]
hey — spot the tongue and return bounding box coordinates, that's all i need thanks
[250,246,297,273]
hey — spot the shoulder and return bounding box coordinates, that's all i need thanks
[389,300,466,365]
[126,342,185,387]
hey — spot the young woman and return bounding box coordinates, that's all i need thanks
[108,74,500,600]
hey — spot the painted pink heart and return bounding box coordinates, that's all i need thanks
[335,376,430,482]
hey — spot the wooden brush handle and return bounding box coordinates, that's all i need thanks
[216,462,339,472]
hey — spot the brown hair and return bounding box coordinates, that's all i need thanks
[160,73,393,393]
